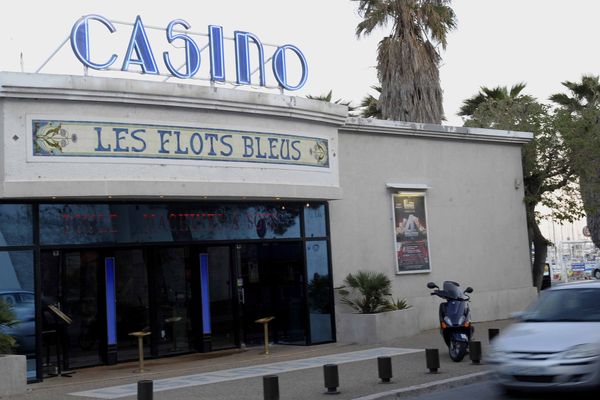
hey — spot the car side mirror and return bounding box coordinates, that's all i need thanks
[427,282,438,289]
[464,287,473,294]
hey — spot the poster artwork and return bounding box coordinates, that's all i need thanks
[394,193,430,272]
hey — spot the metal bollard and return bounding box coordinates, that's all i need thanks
[488,328,500,343]
[377,356,393,383]
[137,380,153,400]
[323,364,340,394]
[263,375,280,400]
[425,349,440,373]
[469,341,482,364]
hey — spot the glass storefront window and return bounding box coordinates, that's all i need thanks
[0,204,33,246]
[304,204,327,238]
[0,250,36,378]
[306,240,333,343]
[39,203,302,245]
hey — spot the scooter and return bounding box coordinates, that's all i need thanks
[427,281,474,362]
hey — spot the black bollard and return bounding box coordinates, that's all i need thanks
[488,328,500,343]
[425,349,440,373]
[323,364,340,394]
[377,356,393,383]
[137,380,153,400]
[263,375,280,400]
[469,341,482,364]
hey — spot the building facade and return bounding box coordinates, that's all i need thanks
[0,72,536,381]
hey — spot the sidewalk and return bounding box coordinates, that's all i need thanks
[8,319,514,400]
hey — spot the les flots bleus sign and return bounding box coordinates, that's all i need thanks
[70,15,308,90]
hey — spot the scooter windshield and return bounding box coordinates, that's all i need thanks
[442,281,463,300]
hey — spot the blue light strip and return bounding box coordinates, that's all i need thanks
[105,257,117,346]
[199,253,211,335]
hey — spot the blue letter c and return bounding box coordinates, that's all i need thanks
[70,14,118,70]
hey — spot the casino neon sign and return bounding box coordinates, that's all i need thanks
[70,15,308,91]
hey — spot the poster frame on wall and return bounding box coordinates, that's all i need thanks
[391,191,432,274]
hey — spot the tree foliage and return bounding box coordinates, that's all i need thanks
[306,90,356,113]
[0,299,17,354]
[551,75,600,249]
[359,85,383,118]
[354,0,456,123]
[460,84,581,290]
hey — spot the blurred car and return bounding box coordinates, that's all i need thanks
[0,290,35,354]
[488,280,600,393]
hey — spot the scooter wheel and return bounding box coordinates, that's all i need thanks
[449,340,467,362]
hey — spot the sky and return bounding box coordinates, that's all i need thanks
[2,1,600,127]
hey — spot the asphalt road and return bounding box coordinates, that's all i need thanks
[401,378,599,400]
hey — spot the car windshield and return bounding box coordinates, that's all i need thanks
[522,288,600,322]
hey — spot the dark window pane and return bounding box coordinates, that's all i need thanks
[306,240,333,343]
[0,250,36,378]
[304,204,327,238]
[0,204,33,246]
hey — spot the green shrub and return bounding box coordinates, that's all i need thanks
[336,271,410,313]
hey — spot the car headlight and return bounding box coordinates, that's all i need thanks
[561,343,600,359]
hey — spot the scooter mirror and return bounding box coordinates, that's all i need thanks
[464,287,474,293]
[427,282,438,289]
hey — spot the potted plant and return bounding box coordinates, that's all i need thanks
[0,299,26,397]
[0,299,16,353]
[336,271,418,344]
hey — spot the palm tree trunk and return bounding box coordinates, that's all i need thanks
[526,203,548,291]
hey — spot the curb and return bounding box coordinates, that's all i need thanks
[352,371,492,400]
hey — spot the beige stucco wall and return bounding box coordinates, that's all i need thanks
[331,119,537,330]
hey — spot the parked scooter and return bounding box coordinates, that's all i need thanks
[427,281,474,362]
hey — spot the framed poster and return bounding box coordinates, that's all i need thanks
[392,192,431,273]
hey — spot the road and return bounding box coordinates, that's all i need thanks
[401,378,598,400]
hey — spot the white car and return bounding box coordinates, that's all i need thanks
[489,281,600,393]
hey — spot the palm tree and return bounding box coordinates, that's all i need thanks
[354,0,456,124]
[336,270,409,313]
[551,75,600,251]
[359,85,382,118]
[458,83,531,118]
[306,90,356,113]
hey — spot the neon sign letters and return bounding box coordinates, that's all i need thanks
[70,15,308,90]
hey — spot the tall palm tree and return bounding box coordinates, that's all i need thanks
[551,75,600,251]
[354,0,456,124]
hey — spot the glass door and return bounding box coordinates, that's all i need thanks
[237,242,306,346]
[204,246,237,350]
[113,249,150,362]
[40,250,102,369]
[149,247,193,356]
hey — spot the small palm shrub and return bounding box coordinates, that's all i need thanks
[0,299,17,354]
[336,271,410,313]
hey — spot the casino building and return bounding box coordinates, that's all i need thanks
[0,15,536,383]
